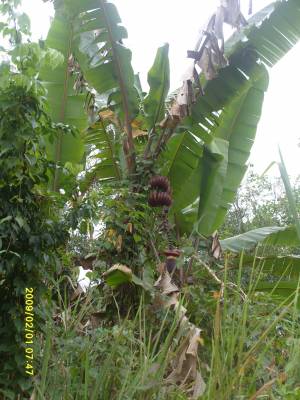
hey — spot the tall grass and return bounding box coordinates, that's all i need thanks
[33,285,189,400]
[32,252,300,399]
[204,254,299,399]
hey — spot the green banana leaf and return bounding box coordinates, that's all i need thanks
[231,254,300,278]
[164,0,300,235]
[40,15,89,189]
[210,64,269,232]
[161,131,203,228]
[255,281,300,307]
[42,0,139,188]
[177,138,229,235]
[221,226,300,253]
[80,120,121,192]
[144,43,170,130]
[227,0,300,67]
[74,0,139,126]
[172,61,268,235]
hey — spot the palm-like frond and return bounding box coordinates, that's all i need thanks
[40,15,89,189]
[73,0,139,170]
[80,121,121,192]
[221,226,300,252]
[164,0,300,235]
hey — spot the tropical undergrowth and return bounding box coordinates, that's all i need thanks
[0,88,69,399]
[1,0,300,399]
[30,249,300,400]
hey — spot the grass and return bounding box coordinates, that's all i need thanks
[204,255,299,399]
[29,252,300,400]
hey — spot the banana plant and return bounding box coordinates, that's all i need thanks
[40,0,139,189]
[162,0,300,236]
[41,0,300,238]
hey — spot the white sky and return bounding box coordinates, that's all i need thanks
[21,0,300,178]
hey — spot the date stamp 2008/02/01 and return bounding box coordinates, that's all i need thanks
[24,288,34,376]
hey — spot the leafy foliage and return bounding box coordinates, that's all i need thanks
[1,0,300,398]
[163,0,300,236]
[144,43,170,131]
[0,82,67,397]
[221,226,300,253]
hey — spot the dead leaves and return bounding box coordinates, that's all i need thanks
[154,269,180,296]
[73,254,97,270]
[189,0,248,81]
[106,229,123,252]
[99,109,148,138]
[211,231,222,260]
[166,327,206,399]
[166,0,249,127]
[153,262,205,398]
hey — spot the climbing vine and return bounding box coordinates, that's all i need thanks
[0,81,68,397]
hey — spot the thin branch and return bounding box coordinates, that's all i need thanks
[150,237,161,264]
[196,257,247,301]
[249,377,277,400]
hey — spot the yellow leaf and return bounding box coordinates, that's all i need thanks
[127,223,133,234]
[116,235,122,252]
[132,129,148,138]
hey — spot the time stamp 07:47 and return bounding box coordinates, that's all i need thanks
[24,288,34,376]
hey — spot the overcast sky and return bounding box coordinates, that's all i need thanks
[21,0,300,178]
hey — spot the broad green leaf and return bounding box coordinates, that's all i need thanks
[41,16,89,133]
[103,264,132,288]
[197,138,229,235]
[74,1,139,125]
[221,226,300,253]
[40,15,89,189]
[166,0,300,235]
[144,43,170,130]
[177,137,229,235]
[160,131,203,219]
[256,281,300,306]
[233,254,300,278]
[211,64,269,231]
[80,121,121,192]
[238,0,300,67]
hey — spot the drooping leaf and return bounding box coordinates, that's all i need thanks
[221,226,300,253]
[177,138,229,235]
[163,0,300,235]
[211,64,269,231]
[103,264,152,290]
[197,138,229,235]
[169,60,268,236]
[103,264,133,288]
[144,43,170,130]
[41,16,89,147]
[226,0,300,67]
